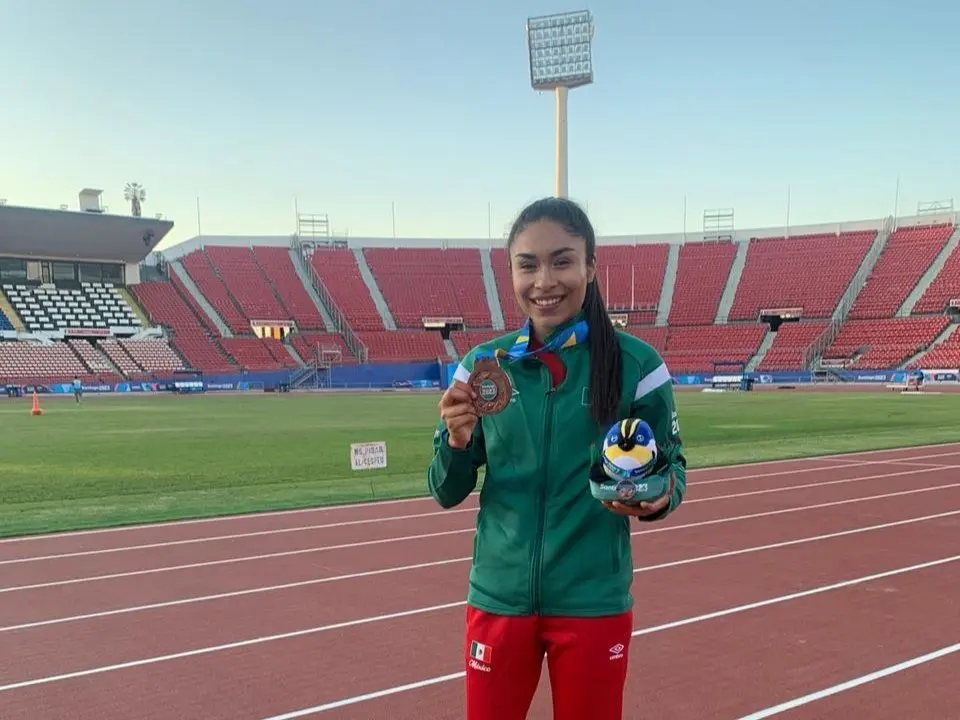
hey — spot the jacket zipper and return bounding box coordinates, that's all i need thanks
[531,366,554,615]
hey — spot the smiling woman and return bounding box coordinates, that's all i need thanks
[427,196,688,720]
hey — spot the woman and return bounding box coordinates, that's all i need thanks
[427,197,687,720]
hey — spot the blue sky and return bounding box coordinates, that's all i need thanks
[2,0,958,251]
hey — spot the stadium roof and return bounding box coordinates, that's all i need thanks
[0,204,174,264]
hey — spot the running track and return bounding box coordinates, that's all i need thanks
[1,444,959,719]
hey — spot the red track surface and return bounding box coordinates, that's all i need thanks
[1,444,959,719]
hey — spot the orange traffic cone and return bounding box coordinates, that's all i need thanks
[31,391,43,416]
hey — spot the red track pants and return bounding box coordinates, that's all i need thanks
[464,605,633,720]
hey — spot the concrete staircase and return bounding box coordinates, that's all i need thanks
[901,323,959,368]
[283,342,306,367]
[479,249,505,331]
[715,240,750,323]
[353,249,396,330]
[168,261,233,338]
[831,224,891,323]
[746,329,777,371]
[287,248,336,332]
[897,225,960,316]
[656,243,680,326]
[443,338,459,362]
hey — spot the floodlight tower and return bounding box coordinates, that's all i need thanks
[526,9,595,199]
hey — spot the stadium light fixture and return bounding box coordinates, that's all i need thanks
[526,9,595,199]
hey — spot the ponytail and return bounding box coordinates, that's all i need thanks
[582,278,623,427]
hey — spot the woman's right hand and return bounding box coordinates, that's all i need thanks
[439,380,479,449]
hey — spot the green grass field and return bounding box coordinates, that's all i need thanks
[2,389,959,538]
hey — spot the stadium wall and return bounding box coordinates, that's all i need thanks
[12,363,959,397]
[155,209,958,257]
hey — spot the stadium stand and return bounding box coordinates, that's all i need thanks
[911,240,960,314]
[822,316,950,370]
[595,243,669,324]
[202,246,290,323]
[2,282,141,333]
[252,246,328,331]
[0,341,93,384]
[178,250,251,335]
[309,249,385,331]
[2,197,958,387]
[847,223,954,320]
[653,324,767,374]
[755,321,830,372]
[113,339,185,375]
[364,248,492,328]
[667,241,738,326]
[728,231,875,321]
[356,330,447,363]
[910,329,960,369]
[129,281,236,373]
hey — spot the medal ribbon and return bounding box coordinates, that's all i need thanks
[475,318,589,364]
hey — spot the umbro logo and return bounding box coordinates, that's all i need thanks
[609,643,625,660]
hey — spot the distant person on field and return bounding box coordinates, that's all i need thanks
[427,197,687,720]
[72,376,82,403]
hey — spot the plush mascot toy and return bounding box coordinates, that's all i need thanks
[589,418,670,505]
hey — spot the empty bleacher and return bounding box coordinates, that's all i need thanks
[8,211,954,384]
[0,342,90,384]
[220,337,296,372]
[755,322,830,372]
[114,339,185,375]
[668,241,738,326]
[130,281,234,373]
[728,231,875,321]
[656,324,767,374]
[596,244,669,324]
[910,330,960,369]
[911,240,960,315]
[253,246,327,330]
[822,316,950,370]
[847,223,954,320]
[310,249,384,331]
[2,282,140,333]
[179,251,250,335]
[489,248,524,330]
[356,331,447,363]
[364,248,491,328]
[291,333,355,365]
[204,247,289,323]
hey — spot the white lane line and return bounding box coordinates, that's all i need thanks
[736,642,960,719]
[3,441,957,546]
[4,462,954,567]
[5,480,959,595]
[2,553,957,696]
[4,507,959,635]
[257,555,960,718]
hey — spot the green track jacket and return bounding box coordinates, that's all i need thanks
[426,318,687,618]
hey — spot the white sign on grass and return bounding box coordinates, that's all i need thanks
[350,441,388,471]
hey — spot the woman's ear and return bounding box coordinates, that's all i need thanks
[586,256,597,284]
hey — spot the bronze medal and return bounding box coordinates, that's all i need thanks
[469,357,512,415]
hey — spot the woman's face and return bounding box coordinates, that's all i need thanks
[509,219,596,337]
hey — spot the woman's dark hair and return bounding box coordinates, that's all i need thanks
[506,196,622,428]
